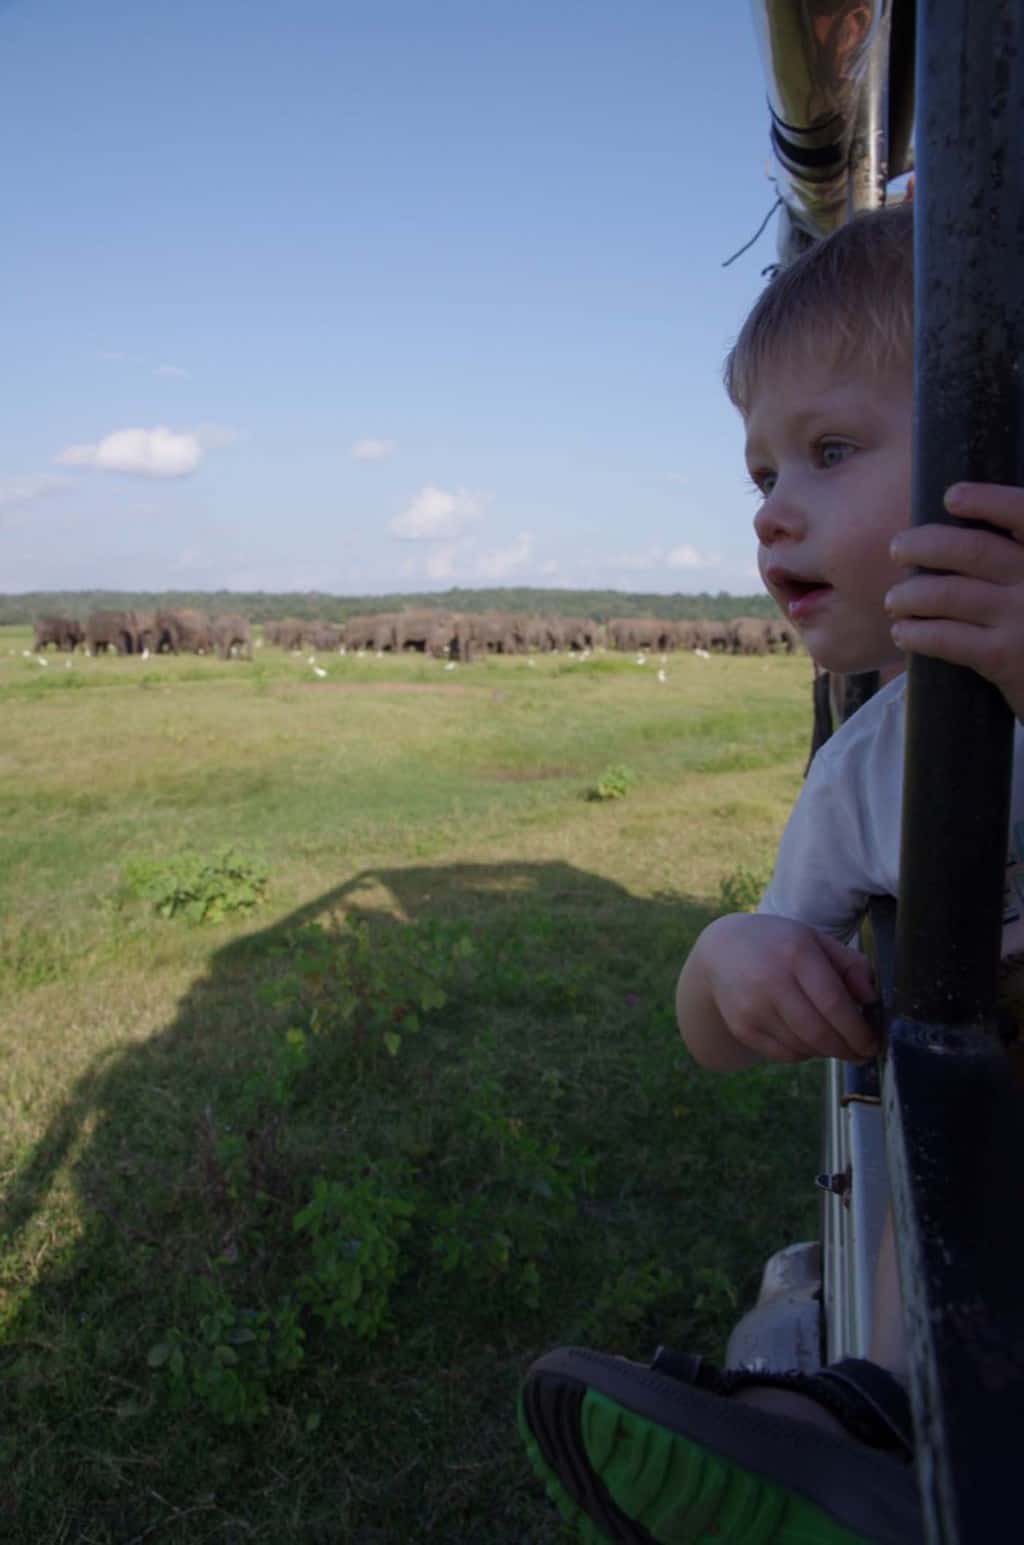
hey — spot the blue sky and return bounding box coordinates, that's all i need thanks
[3,1,780,595]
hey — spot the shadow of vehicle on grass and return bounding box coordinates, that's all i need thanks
[2,861,821,1544]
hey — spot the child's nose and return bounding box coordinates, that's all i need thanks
[753,492,805,546]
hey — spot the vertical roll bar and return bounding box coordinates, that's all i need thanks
[884,0,1024,1538]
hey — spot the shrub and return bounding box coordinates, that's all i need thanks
[259,916,470,1059]
[717,865,769,913]
[294,1174,416,1338]
[587,764,634,801]
[122,846,268,924]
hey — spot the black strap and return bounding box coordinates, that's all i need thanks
[649,1348,914,1462]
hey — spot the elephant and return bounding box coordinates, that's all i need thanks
[212,613,252,659]
[308,622,343,652]
[33,616,84,652]
[393,610,452,654]
[373,614,401,651]
[85,609,140,655]
[472,612,529,654]
[427,616,475,661]
[606,617,675,652]
[562,618,600,651]
[675,620,709,651]
[767,617,800,653]
[705,619,732,653]
[392,610,476,660]
[266,618,307,651]
[470,614,509,654]
[342,614,398,652]
[729,616,772,655]
[518,616,560,652]
[153,608,213,654]
[340,615,376,652]
[604,618,632,651]
[134,612,158,653]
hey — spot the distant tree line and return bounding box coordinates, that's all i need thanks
[0,587,776,627]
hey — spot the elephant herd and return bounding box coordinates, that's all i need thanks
[33,609,252,659]
[264,610,604,661]
[264,610,798,658]
[32,607,799,663]
[604,615,798,654]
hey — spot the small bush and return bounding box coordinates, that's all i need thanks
[718,865,770,913]
[294,1174,416,1338]
[259,915,471,1060]
[122,846,268,924]
[586,764,634,801]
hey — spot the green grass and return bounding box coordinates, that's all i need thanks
[0,627,821,1543]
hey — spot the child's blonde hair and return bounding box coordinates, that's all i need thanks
[724,202,914,415]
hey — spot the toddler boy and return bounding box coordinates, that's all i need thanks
[677,200,1024,1073]
[519,201,1024,1544]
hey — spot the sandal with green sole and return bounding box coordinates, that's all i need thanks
[518,1347,921,1544]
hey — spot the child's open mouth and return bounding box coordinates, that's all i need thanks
[788,587,832,622]
[766,568,834,621]
[785,578,833,621]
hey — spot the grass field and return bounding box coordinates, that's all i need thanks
[0,627,823,1544]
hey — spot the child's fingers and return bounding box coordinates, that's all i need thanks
[726,977,842,1062]
[945,481,1024,534]
[815,929,875,990]
[732,1024,807,1064]
[836,951,877,1006]
[890,522,1024,581]
[889,608,1024,676]
[885,573,1005,625]
[802,936,880,1057]
[775,974,871,1061]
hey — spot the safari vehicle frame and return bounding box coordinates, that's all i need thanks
[725,3,1024,1540]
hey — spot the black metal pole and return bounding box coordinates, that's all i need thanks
[883,0,1024,1539]
[895,1,1020,1021]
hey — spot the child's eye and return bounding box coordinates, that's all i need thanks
[747,468,777,497]
[817,440,854,469]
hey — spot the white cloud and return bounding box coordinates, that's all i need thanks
[55,423,239,479]
[607,543,721,574]
[390,483,486,541]
[425,545,459,580]
[0,474,67,511]
[351,438,397,462]
[57,426,201,478]
[667,542,720,570]
[477,531,533,579]
[97,349,126,362]
[155,364,189,379]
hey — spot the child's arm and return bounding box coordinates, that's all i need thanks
[676,912,879,1072]
[886,482,1024,719]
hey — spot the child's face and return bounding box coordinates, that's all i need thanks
[744,355,912,675]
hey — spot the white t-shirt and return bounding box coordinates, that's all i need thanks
[759,675,1024,958]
